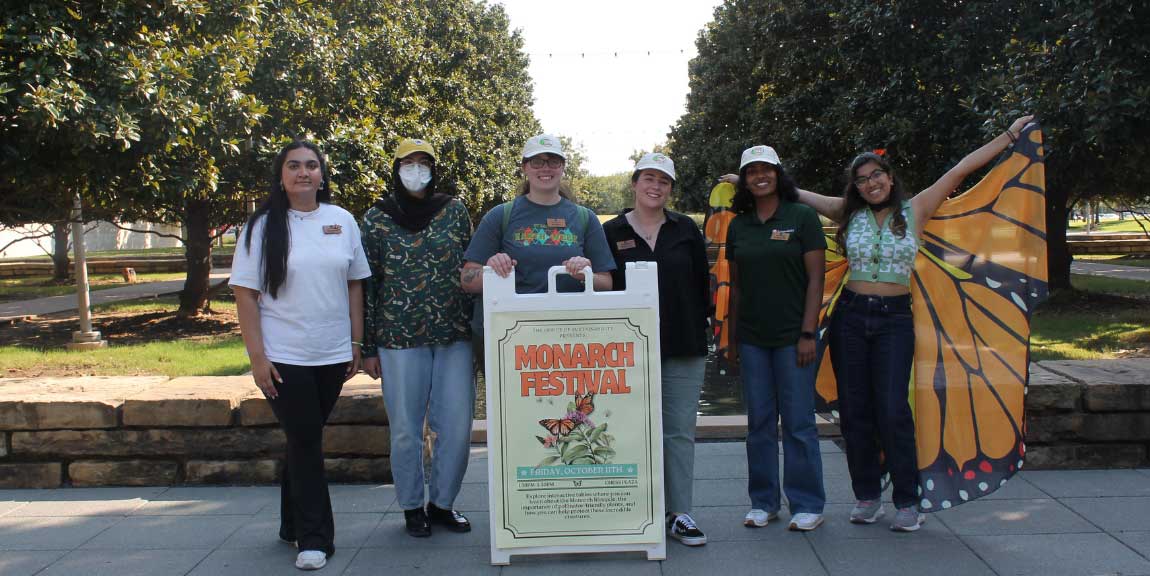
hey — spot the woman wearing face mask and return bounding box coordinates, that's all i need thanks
[232,141,371,571]
[360,138,475,538]
[795,115,1033,532]
[461,133,614,295]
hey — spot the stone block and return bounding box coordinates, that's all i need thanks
[1037,359,1150,386]
[185,459,279,484]
[122,376,253,427]
[11,428,285,458]
[328,378,387,424]
[325,457,391,483]
[238,394,277,426]
[68,460,178,486]
[1081,413,1150,442]
[1025,414,1083,443]
[324,425,389,456]
[1026,444,1146,469]
[0,462,61,488]
[0,376,166,430]
[1084,382,1150,412]
[1026,365,1082,412]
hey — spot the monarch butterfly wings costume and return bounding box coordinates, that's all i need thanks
[813,122,1047,511]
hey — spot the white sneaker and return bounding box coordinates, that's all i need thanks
[295,550,327,571]
[743,508,778,527]
[788,512,824,531]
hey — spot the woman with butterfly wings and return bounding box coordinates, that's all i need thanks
[602,153,712,547]
[797,115,1035,533]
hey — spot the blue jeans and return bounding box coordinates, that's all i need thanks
[662,355,705,515]
[378,340,475,511]
[739,342,825,514]
[828,289,918,508]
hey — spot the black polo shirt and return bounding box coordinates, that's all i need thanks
[602,209,711,358]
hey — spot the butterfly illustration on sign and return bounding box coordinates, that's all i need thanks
[535,393,616,466]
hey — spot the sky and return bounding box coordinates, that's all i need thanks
[494,0,725,176]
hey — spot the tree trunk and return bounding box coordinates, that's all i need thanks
[51,221,70,281]
[178,199,212,317]
[1046,189,1071,293]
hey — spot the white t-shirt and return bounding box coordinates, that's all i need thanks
[230,203,372,365]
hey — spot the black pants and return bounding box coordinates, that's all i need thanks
[268,362,346,555]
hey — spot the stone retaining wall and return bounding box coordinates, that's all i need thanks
[1026,359,1150,468]
[1,359,1148,488]
[0,375,389,488]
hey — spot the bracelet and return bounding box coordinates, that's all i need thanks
[351,341,363,348]
[1005,130,1017,144]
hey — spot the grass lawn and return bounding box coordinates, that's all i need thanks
[1067,218,1150,234]
[1,296,248,378]
[1074,254,1150,269]
[0,272,187,302]
[1029,274,1150,361]
[0,336,249,378]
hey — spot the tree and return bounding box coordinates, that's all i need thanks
[967,0,1150,290]
[3,0,540,316]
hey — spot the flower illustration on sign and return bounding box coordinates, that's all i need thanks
[535,393,616,466]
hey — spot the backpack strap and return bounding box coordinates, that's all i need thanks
[499,198,516,238]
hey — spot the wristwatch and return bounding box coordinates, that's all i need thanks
[799,331,816,340]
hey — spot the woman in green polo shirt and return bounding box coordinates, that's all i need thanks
[725,145,827,532]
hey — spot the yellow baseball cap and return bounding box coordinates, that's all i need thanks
[394,138,436,162]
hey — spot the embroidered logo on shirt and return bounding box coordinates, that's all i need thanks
[770,229,793,241]
[322,224,343,235]
[616,239,636,250]
[514,225,577,247]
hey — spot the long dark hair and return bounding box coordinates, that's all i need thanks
[243,140,331,298]
[730,162,799,215]
[834,152,907,253]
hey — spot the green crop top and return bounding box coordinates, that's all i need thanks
[844,200,918,286]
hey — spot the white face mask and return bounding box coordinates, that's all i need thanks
[399,164,432,193]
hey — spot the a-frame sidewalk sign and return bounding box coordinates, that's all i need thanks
[482,262,666,565]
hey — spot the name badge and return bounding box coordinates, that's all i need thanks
[616,239,636,250]
[322,224,343,235]
[770,229,792,241]
[547,218,566,228]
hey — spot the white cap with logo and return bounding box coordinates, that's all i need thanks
[739,145,782,170]
[634,152,676,181]
[521,134,566,160]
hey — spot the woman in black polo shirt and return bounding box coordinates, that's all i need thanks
[725,145,827,532]
[603,153,711,547]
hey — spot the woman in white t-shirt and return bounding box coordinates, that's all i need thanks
[231,140,371,572]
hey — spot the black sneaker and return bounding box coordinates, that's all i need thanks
[667,513,707,546]
[427,503,472,533]
[404,507,431,537]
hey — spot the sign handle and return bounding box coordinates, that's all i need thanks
[546,265,594,294]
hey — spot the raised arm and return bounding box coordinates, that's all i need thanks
[797,188,845,222]
[912,115,1033,232]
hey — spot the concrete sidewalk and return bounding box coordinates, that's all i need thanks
[0,269,231,322]
[1071,260,1150,282]
[2,441,1148,576]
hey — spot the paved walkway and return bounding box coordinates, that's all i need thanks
[2,442,1148,575]
[1071,260,1150,282]
[0,269,231,322]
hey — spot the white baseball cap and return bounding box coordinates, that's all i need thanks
[521,134,566,160]
[633,152,676,181]
[739,145,782,170]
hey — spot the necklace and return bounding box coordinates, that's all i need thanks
[627,212,665,245]
[289,206,321,221]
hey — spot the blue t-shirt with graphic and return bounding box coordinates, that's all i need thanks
[464,195,616,294]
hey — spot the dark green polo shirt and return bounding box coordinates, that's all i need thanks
[725,201,826,348]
